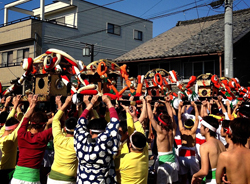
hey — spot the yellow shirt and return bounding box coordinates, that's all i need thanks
[118,112,135,155]
[0,109,23,170]
[115,114,149,184]
[51,110,78,178]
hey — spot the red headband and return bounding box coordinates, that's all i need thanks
[158,113,168,127]
[239,112,249,119]
[30,122,46,125]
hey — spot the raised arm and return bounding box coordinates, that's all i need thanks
[0,95,22,136]
[191,101,199,133]
[178,101,185,133]
[218,95,226,114]
[146,95,160,132]
[159,96,174,121]
[7,95,22,120]
[24,95,38,119]
[202,100,209,117]
[53,95,72,137]
[18,95,38,134]
[120,102,135,135]
[1,96,11,113]
[138,96,147,123]
[102,95,118,119]
[225,100,231,118]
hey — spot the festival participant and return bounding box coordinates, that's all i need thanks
[0,96,12,130]
[146,95,179,184]
[117,96,147,156]
[10,95,53,184]
[216,118,250,184]
[178,101,199,184]
[74,95,120,184]
[191,116,225,184]
[47,95,78,184]
[220,120,233,150]
[115,104,148,184]
[0,95,22,184]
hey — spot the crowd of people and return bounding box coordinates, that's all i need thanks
[0,91,250,184]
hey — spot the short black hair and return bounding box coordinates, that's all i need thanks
[184,119,194,130]
[0,111,8,124]
[211,104,219,115]
[87,118,107,132]
[30,111,48,124]
[158,113,172,131]
[222,120,230,128]
[5,117,19,127]
[65,117,77,134]
[30,111,48,130]
[230,118,250,146]
[131,132,146,150]
[119,120,127,133]
[239,106,250,118]
[202,116,219,137]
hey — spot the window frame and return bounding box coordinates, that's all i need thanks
[134,30,143,41]
[1,51,13,67]
[107,23,121,36]
[191,60,215,76]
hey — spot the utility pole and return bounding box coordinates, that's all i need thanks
[224,0,233,78]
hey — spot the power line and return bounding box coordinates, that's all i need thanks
[45,3,208,44]
[241,0,250,8]
[0,0,125,33]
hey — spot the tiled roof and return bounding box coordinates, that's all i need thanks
[114,8,250,62]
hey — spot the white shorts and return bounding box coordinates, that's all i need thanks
[155,151,179,184]
[47,176,76,184]
[178,146,200,175]
[10,178,40,184]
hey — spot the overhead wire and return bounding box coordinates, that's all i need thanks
[45,2,209,44]
[242,0,250,8]
[0,0,125,33]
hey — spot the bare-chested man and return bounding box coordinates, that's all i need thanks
[216,118,250,184]
[146,95,178,184]
[178,101,199,184]
[191,116,225,184]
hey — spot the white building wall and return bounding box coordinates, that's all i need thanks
[40,0,152,65]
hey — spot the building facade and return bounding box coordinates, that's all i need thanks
[0,0,152,86]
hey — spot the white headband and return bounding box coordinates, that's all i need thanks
[90,129,105,133]
[129,131,143,150]
[200,119,216,132]
[65,127,74,132]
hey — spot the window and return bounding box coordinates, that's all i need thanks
[1,51,13,67]
[50,17,65,25]
[150,63,159,70]
[134,30,143,41]
[193,62,203,76]
[204,61,214,74]
[107,23,121,35]
[183,62,192,78]
[139,64,149,75]
[192,61,215,77]
[17,48,29,64]
[160,62,169,71]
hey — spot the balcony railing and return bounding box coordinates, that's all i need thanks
[0,62,22,68]
[0,16,40,28]
[0,16,76,28]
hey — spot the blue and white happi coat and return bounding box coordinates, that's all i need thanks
[74,116,120,184]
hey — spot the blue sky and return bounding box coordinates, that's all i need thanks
[0,0,249,37]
